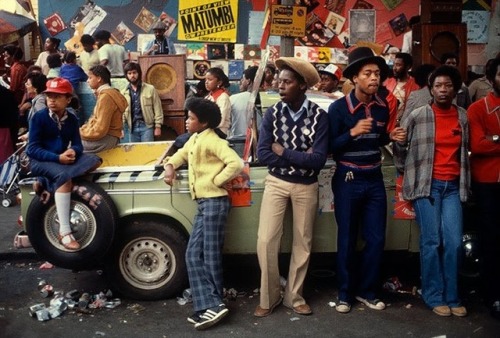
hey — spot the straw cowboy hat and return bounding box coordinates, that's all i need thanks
[343,47,389,82]
[275,57,320,88]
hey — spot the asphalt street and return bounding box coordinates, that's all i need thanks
[1,203,500,337]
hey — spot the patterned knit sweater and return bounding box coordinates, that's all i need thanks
[257,99,329,184]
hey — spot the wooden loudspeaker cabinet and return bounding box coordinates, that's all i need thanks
[420,0,463,24]
[411,23,468,82]
[138,54,186,137]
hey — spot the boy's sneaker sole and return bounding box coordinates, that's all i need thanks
[355,296,386,310]
[194,306,229,330]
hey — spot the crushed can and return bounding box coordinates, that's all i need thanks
[29,303,46,317]
[65,289,81,301]
[35,309,50,321]
[78,293,90,309]
[40,284,54,298]
[182,288,192,302]
[104,298,121,309]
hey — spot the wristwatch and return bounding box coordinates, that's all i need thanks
[493,135,500,143]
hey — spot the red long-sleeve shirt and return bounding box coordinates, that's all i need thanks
[467,92,500,183]
[8,61,27,104]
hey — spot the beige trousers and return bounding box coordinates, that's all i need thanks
[257,174,318,309]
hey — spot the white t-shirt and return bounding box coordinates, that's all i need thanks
[98,43,127,77]
[229,91,251,139]
[79,49,100,73]
[35,51,50,75]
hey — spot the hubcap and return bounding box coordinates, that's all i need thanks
[120,237,175,290]
[44,202,97,251]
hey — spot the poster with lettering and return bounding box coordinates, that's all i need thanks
[178,0,239,43]
[462,11,490,43]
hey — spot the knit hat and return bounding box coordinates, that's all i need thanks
[151,21,167,31]
[44,77,73,95]
[343,47,389,82]
[275,57,320,88]
[318,64,343,81]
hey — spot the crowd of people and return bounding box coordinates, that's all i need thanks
[1,29,499,331]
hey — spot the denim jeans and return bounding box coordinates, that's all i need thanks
[124,121,154,142]
[414,179,463,308]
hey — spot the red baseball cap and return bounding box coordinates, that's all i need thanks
[44,77,73,95]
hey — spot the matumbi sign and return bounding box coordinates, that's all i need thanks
[178,0,238,42]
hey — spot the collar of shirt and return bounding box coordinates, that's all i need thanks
[346,91,386,115]
[282,98,310,121]
[485,92,500,115]
[128,82,142,93]
[49,110,68,130]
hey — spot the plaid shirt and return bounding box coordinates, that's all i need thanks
[393,104,470,202]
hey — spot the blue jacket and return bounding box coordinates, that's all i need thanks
[27,108,83,163]
[60,63,88,90]
[328,92,390,167]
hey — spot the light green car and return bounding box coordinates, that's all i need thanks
[17,93,422,300]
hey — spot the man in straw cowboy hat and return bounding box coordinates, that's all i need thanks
[254,57,329,318]
[327,47,406,314]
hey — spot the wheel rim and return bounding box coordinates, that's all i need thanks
[460,231,481,278]
[119,237,176,290]
[43,202,97,252]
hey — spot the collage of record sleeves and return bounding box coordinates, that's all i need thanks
[44,4,177,49]
[296,0,412,50]
[180,41,349,80]
[180,43,276,80]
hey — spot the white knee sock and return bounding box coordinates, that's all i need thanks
[55,192,72,236]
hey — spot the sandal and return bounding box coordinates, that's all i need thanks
[59,233,80,250]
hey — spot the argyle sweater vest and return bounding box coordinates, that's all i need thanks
[268,101,323,182]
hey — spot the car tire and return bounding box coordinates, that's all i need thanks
[26,180,116,270]
[105,220,188,300]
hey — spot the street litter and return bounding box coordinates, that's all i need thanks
[39,262,54,269]
[383,277,417,295]
[29,281,121,321]
[290,317,300,321]
[328,301,336,308]
[127,303,145,314]
[224,287,238,301]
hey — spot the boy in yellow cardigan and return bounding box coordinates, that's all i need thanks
[164,97,243,330]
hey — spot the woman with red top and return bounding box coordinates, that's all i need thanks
[2,45,28,104]
[467,57,500,320]
[204,67,231,137]
[394,66,470,317]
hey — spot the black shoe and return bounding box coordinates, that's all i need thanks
[194,304,229,330]
[187,311,203,324]
[491,301,500,320]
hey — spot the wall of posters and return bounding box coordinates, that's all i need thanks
[38,0,252,51]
